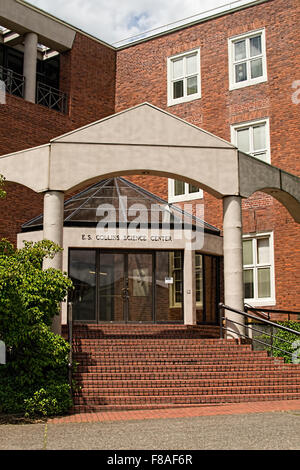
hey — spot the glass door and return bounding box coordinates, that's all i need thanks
[98,252,125,322]
[127,253,153,322]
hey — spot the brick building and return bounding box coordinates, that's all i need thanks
[1,0,300,410]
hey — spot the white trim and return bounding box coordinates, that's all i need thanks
[243,231,276,306]
[167,47,201,106]
[228,28,267,90]
[231,117,271,163]
[168,179,203,202]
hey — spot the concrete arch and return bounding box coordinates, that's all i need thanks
[238,152,300,223]
[1,104,299,223]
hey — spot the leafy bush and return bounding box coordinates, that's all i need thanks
[0,239,73,417]
[267,321,300,363]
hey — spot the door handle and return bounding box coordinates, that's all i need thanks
[121,287,129,300]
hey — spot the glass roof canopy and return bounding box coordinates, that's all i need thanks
[21,177,220,235]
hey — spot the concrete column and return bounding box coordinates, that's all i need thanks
[23,32,38,103]
[222,196,245,338]
[43,191,64,335]
[183,247,196,325]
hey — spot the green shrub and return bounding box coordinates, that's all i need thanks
[267,321,300,363]
[0,239,73,417]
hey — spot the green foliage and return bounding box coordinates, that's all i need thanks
[271,321,300,363]
[264,321,300,363]
[0,175,6,199]
[0,239,73,417]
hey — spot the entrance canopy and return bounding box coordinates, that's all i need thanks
[1,102,300,222]
[22,176,220,234]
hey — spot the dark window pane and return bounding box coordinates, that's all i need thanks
[235,62,247,82]
[69,249,96,321]
[174,180,185,196]
[173,80,183,99]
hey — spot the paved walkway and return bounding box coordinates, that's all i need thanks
[48,400,300,424]
[1,400,300,450]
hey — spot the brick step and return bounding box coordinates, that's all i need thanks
[71,325,219,330]
[73,338,229,344]
[73,358,279,367]
[75,361,289,373]
[75,376,300,389]
[71,393,300,413]
[74,369,300,381]
[72,352,263,360]
[73,350,268,359]
[73,391,300,406]
[72,335,220,340]
[75,383,300,397]
[73,342,252,353]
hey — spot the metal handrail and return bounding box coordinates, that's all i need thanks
[244,304,300,321]
[219,303,300,361]
[67,301,73,388]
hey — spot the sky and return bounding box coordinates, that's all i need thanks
[27,0,258,46]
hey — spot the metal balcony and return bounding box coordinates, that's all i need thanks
[0,65,25,98]
[36,81,68,114]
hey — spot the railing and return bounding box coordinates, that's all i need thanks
[244,304,300,321]
[67,301,73,387]
[0,65,25,98]
[219,303,300,363]
[36,81,68,114]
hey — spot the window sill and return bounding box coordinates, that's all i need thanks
[167,93,201,107]
[229,77,267,91]
[245,299,276,308]
[169,191,203,203]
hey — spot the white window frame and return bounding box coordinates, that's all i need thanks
[228,28,267,90]
[231,118,271,164]
[167,48,201,106]
[243,232,276,307]
[168,179,203,203]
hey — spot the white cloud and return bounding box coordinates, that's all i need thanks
[27,0,256,45]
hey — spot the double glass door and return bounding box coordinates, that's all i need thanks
[99,252,153,322]
[69,250,154,323]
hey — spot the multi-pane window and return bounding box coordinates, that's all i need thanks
[170,251,183,306]
[231,119,270,163]
[167,48,201,106]
[168,179,203,202]
[195,253,203,306]
[229,29,267,89]
[243,233,275,305]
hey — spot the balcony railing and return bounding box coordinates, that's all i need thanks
[36,81,68,114]
[0,65,25,98]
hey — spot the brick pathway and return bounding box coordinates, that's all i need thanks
[48,400,300,424]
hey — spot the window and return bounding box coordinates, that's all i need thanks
[228,29,267,90]
[168,179,203,202]
[195,253,203,306]
[243,233,275,306]
[169,251,183,307]
[167,48,201,106]
[169,252,204,308]
[231,119,270,163]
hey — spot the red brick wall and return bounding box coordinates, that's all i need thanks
[0,32,116,244]
[115,0,300,311]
